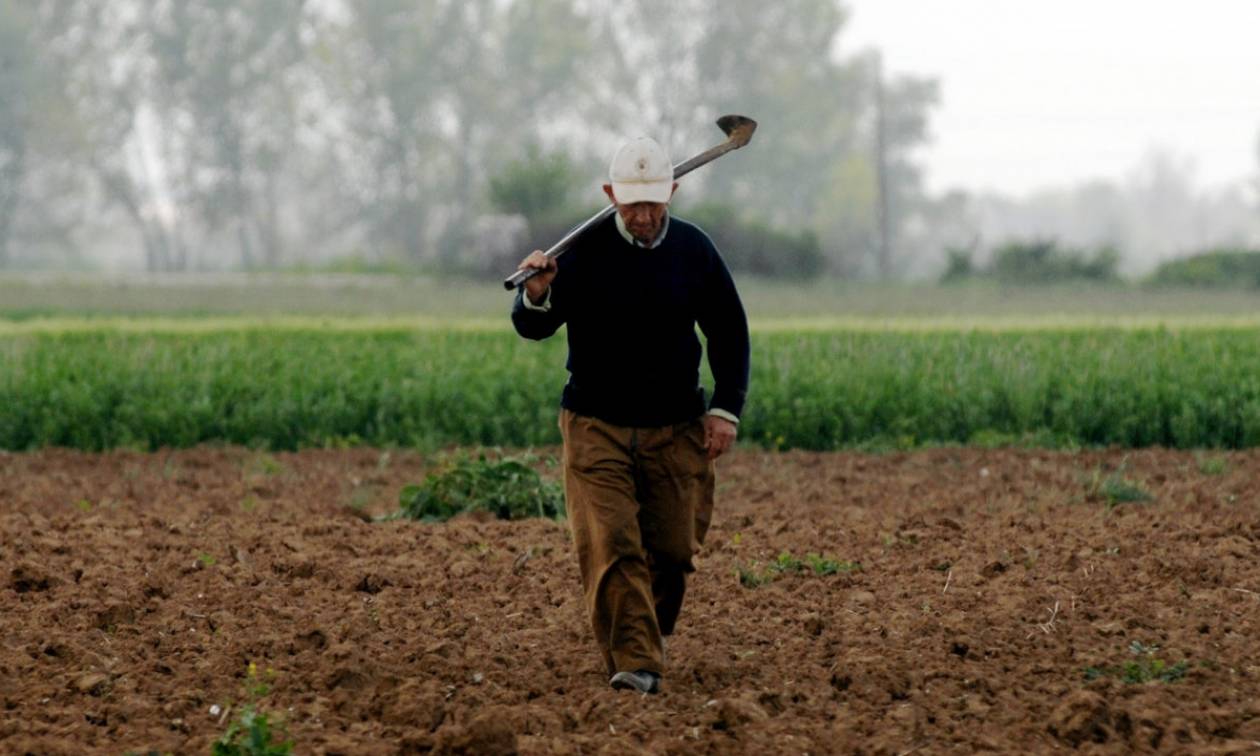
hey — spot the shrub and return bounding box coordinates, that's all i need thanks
[989,239,1119,284]
[1147,249,1260,288]
[397,453,563,522]
[939,246,975,283]
[938,238,1121,285]
[682,203,825,279]
[488,147,582,227]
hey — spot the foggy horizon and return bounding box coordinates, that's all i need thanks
[1,0,1257,277]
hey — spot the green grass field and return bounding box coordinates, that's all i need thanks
[4,324,1259,451]
[5,276,1259,452]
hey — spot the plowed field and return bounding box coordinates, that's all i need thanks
[2,447,1259,754]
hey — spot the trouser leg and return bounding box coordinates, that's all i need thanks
[559,410,663,676]
[636,417,715,637]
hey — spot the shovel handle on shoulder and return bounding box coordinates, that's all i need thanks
[503,115,757,291]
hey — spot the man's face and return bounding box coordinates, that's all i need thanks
[603,183,678,244]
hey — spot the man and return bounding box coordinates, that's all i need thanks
[511,135,750,694]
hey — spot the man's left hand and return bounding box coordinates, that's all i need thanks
[703,415,738,460]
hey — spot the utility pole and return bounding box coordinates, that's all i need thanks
[872,51,893,280]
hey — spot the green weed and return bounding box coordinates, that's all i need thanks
[1083,641,1189,685]
[212,663,292,756]
[736,550,860,588]
[1085,464,1153,509]
[396,453,563,522]
[1197,455,1228,475]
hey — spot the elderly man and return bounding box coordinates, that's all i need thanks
[511,136,750,694]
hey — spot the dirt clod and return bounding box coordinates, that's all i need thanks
[710,696,769,730]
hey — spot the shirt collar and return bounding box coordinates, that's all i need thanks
[614,211,670,249]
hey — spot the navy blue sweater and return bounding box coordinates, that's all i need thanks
[511,215,750,428]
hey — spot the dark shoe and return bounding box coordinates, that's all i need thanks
[610,670,660,694]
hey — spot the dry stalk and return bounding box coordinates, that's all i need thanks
[1027,600,1061,639]
[942,569,952,595]
[1038,601,1061,634]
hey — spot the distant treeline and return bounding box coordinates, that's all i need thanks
[943,239,1260,288]
[0,0,937,279]
[1147,249,1260,289]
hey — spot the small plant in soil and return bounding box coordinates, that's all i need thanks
[248,454,284,477]
[395,452,563,522]
[213,662,293,756]
[1197,455,1228,476]
[737,565,773,589]
[1084,464,1153,509]
[1082,641,1189,685]
[736,551,860,588]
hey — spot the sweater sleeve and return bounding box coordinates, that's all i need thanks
[511,279,566,340]
[695,244,750,419]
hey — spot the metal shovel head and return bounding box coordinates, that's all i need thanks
[717,114,757,148]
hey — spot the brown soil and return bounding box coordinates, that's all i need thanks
[2,446,1259,755]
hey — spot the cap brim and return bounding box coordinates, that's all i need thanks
[611,180,673,204]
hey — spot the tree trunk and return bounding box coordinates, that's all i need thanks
[0,140,25,269]
[872,52,893,281]
[260,169,281,268]
[439,113,475,266]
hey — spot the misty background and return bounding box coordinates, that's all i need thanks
[1,0,1258,282]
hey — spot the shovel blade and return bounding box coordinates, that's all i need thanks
[716,114,757,148]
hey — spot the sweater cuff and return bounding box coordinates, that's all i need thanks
[521,286,552,312]
[707,408,740,425]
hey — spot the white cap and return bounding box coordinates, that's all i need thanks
[608,137,674,204]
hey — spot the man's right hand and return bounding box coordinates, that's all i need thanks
[518,250,557,305]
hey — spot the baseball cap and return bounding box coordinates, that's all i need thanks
[608,137,675,204]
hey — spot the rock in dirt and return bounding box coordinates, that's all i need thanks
[433,706,518,755]
[1216,536,1254,559]
[849,590,876,606]
[709,696,770,730]
[381,679,446,731]
[10,564,56,593]
[830,655,913,704]
[1093,620,1126,637]
[71,673,110,696]
[355,573,391,594]
[980,560,1008,579]
[1048,690,1132,747]
[448,560,479,579]
[889,702,925,740]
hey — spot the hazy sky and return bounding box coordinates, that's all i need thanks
[845,0,1260,197]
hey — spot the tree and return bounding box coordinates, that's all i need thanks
[587,0,939,277]
[0,3,35,268]
[141,0,310,268]
[319,0,595,264]
[34,0,190,271]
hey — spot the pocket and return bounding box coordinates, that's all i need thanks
[563,412,623,473]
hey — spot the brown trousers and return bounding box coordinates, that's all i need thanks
[559,409,715,676]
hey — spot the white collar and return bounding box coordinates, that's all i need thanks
[614,211,670,249]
